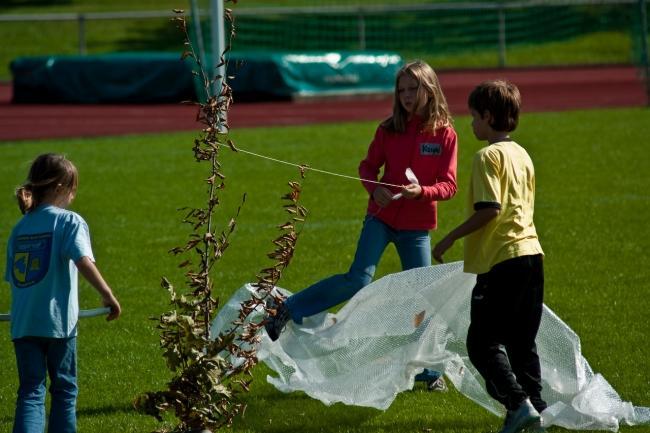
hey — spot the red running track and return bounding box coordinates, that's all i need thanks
[0,65,646,142]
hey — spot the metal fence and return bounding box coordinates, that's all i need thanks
[1,0,648,68]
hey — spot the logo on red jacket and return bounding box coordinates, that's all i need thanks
[420,142,442,156]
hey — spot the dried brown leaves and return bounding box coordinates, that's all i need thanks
[135,6,307,433]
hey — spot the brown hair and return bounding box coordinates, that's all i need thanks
[16,153,78,214]
[382,60,452,134]
[468,79,521,132]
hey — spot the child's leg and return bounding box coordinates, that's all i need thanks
[285,216,390,323]
[466,261,530,411]
[394,229,442,384]
[13,337,47,433]
[508,344,545,413]
[394,229,431,270]
[46,337,78,433]
[504,254,546,413]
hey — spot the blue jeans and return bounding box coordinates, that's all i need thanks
[285,215,431,324]
[13,336,78,433]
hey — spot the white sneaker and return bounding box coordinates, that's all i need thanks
[499,399,541,433]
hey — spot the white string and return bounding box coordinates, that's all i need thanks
[220,143,403,189]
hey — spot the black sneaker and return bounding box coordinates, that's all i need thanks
[264,299,291,341]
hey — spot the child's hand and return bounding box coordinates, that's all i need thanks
[433,236,454,263]
[372,186,393,208]
[102,294,122,321]
[400,183,422,199]
[76,256,122,321]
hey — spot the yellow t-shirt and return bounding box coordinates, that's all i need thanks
[464,141,543,274]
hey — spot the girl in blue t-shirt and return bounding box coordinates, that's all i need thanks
[5,153,121,433]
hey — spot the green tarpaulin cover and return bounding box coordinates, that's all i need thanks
[11,53,195,103]
[11,51,403,103]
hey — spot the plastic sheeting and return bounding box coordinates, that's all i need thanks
[211,262,650,431]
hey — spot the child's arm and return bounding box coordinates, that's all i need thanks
[359,127,387,195]
[432,208,499,263]
[76,256,121,321]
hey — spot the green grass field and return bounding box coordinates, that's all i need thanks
[0,107,649,432]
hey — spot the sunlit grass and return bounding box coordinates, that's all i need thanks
[0,107,648,432]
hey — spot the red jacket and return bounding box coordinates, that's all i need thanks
[359,117,458,230]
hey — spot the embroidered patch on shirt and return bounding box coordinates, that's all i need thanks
[12,233,52,288]
[420,142,442,156]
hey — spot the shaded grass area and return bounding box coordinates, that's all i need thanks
[419,31,633,69]
[1,1,644,81]
[2,0,502,13]
[1,18,186,79]
[0,107,649,432]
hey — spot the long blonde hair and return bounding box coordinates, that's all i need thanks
[16,153,78,214]
[382,60,452,134]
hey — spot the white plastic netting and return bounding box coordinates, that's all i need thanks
[211,261,650,431]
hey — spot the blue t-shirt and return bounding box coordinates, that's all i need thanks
[4,204,94,339]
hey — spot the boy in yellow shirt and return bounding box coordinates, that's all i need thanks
[433,80,546,433]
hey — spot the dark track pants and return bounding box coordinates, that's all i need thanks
[466,254,547,412]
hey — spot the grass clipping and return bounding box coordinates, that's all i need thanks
[134,6,307,432]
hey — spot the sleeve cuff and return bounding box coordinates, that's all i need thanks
[474,201,501,211]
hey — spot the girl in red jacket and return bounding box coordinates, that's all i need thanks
[266,61,458,388]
